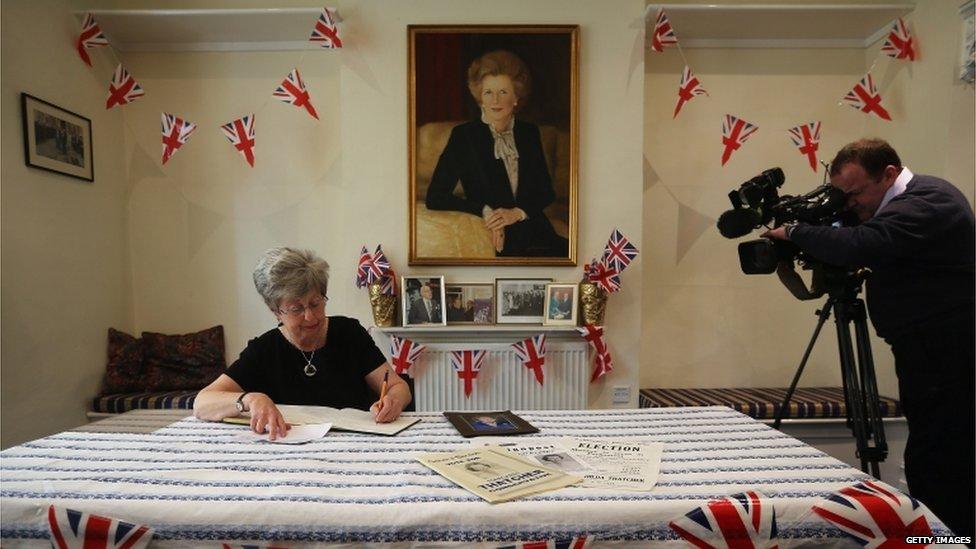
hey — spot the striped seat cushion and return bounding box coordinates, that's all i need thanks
[91,390,198,414]
[638,387,901,420]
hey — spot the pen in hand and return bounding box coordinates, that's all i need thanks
[378,370,389,413]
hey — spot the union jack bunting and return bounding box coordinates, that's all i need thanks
[160,113,197,166]
[585,260,621,293]
[842,73,892,121]
[881,18,917,61]
[273,69,319,120]
[601,228,639,274]
[787,121,822,173]
[105,64,145,110]
[48,505,154,549]
[650,8,679,52]
[76,13,109,67]
[390,335,426,376]
[450,349,487,397]
[812,480,933,548]
[512,334,547,386]
[355,245,371,288]
[674,66,707,118]
[577,325,613,382]
[721,114,758,166]
[497,535,592,549]
[668,491,779,549]
[220,114,257,167]
[309,7,343,49]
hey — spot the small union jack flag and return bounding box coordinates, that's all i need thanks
[390,335,426,376]
[309,7,343,49]
[497,535,592,549]
[379,268,397,296]
[812,480,933,548]
[220,114,257,167]
[787,121,822,173]
[721,114,759,166]
[577,324,613,382]
[355,245,371,288]
[369,245,391,284]
[585,260,621,293]
[76,13,109,67]
[650,8,679,52]
[674,66,707,118]
[669,491,779,549]
[450,349,487,397]
[601,228,639,274]
[48,505,154,549]
[273,68,319,120]
[160,113,197,166]
[881,18,917,61]
[842,73,891,121]
[512,334,547,386]
[105,64,144,110]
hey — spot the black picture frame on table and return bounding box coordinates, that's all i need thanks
[21,93,94,182]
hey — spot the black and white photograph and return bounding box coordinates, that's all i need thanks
[21,93,93,182]
[495,278,551,324]
[445,283,494,325]
[402,276,447,326]
[543,283,578,326]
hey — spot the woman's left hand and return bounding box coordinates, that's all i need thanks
[370,394,403,423]
[484,208,525,230]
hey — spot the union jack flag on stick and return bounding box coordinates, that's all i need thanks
[787,121,822,173]
[577,324,613,382]
[379,268,397,296]
[842,73,891,121]
[881,18,917,61]
[650,8,679,52]
[584,259,621,293]
[512,334,547,386]
[273,68,319,120]
[76,13,109,67]
[451,349,487,397]
[390,335,426,376]
[674,66,707,118]
[721,114,758,166]
[48,505,154,549]
[601,228,639,274]
[105,64,144,109]
[370,245,391,283]
[812,480,933,548]
[497,535,592,549]
[160,113,197,166]
[220,114,256,167]
[309,7,343,49]
[355,245,371,288]
[668,491,779,549]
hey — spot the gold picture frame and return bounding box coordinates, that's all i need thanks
[408,25,579,266]
[543,283,579,326]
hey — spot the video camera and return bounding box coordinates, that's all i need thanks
[717,167,851,275]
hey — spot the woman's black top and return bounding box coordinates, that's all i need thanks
[226,316,386,411]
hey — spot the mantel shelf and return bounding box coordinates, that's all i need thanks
[371,325,584,343]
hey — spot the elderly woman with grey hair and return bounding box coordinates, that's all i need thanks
[194,247,411,440]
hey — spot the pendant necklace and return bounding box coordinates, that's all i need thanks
[300,349,317,377]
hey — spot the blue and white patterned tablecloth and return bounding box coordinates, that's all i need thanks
[0,407,951,547]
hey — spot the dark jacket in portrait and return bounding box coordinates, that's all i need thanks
[408,297,442,324]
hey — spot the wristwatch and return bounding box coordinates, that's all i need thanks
[235,392,249,413]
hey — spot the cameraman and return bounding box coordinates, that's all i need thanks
[764,138,974,539]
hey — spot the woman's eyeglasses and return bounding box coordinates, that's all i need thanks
[278,296,328,318]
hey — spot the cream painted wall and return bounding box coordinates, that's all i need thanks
[1,0,130,447]
[641,0,974,400]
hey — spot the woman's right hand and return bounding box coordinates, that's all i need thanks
[244,393,290,440]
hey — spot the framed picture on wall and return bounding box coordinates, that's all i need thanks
[408,25,579,266]
[21,93,94,182]
[445,283,495,325]
[543,283,578,326]
[494,278,551,324]
[402,276,447,326]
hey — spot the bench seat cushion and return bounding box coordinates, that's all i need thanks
[91,390,198,414]
[638,387,901,420]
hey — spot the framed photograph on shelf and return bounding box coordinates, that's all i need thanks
[402,276,447,326]
[543,283,578,326]
[21,93,93,182]
[494,278,551,324]
[445,283,495,325]
[408,25,579,266]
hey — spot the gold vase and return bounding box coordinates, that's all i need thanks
[578,282,608,326]
[368,283,397,327]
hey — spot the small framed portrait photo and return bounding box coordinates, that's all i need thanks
[445,283,495,325]
[543,283,578,326]
[401,276,447,326]
[495,278,552,324]
[21,93,93,182]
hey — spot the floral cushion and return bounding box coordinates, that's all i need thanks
[100,328,146,395]
[141,326,226,392]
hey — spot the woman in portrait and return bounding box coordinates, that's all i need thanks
[425,50,568,257]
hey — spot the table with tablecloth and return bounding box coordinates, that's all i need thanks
[0,407,952,547]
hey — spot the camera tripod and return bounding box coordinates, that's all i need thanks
[773,269,888,478]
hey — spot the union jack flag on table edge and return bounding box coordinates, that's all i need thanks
[787,121,821,173]
[48,505,154,549]
[674,65,707,119]
[390,335,426,376]
[721,114,758,166]
[160,113,197,165]
[668,491,779,549]
[812,480,934,548]
[76,13,109,67]
[273,68,319,120]
[309,7,343,49]
[220,114,257,167]
[105,64,145,110]
[881,17,917,61]
[450,349,487,397]
[512,333,547,386]
[601,228,639,274]
[650,7,679,52]
[498,535,592,549]
[842,73,892,121]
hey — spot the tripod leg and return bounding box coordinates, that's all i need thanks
[774,298,835,429]
[834,301,873,475]
[851,299,888,477]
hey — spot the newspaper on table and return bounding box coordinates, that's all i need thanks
[473,437,663,491]
[416,446,581,503]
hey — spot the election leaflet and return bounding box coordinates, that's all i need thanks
[416,446,581,503]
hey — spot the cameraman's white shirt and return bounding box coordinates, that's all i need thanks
[875,167,913,217]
